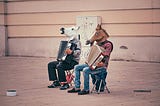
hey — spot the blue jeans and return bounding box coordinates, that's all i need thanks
[74,63,107,91]
[90,67,107,86]
[74,64,91,91]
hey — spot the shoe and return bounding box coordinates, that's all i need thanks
[59,83,70,90]
[53,81,61,86]
[67,88,81,93]
[48,81,61,88]
[48,84,56,88]
[78,89,89,95]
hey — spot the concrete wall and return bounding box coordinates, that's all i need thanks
[0,1,6,56]
[1,0,160,62]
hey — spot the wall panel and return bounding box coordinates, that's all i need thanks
[7,10,153,25]
[153,24,160,35]
[8,37,160,62]
[0,26,6,56]
[7,0,153,13]
[7,13,75,25]
[0,15,4,25]
[153,9,160,22]
[104,24,153,36]
[0,2,6,56]
[8,24,158,37]
[0,2,5,25]
[8,9,159,38]
[4,0,160,62]
[110,37,160,62]
[0,2,4,13]
[153,0,160,8]
[7,25,70,37]
[8,37,66,57]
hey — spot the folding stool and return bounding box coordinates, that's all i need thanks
[90,70,110,94]
[66,70,75,86]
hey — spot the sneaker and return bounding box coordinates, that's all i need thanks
[78,89,89,95]
[48,81,61,88]
[59,83,70,90]
[67,88,81,93]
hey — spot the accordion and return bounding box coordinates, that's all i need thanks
[57,40,76,63]
[85,45,105,70]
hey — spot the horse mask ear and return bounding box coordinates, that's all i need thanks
[96,24,102,30]
[75,26,80,30]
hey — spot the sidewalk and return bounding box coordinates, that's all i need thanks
[0,56,160,106]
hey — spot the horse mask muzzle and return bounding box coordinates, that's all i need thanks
[60,27,65,34]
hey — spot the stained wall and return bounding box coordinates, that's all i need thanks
[0,0,160,62]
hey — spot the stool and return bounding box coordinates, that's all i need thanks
[91,78,110,94]
[66,70,74,86]
[90,69,110,94]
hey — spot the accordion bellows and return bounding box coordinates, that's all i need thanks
[85,45,105,70]
[57,41,68,61]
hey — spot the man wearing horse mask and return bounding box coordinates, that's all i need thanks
[47,26,81,90]
[68,24,113,95]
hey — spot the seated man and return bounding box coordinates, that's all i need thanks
[67,24,113,95]
[47,26,81,90]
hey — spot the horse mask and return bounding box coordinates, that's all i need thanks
[60,26,80,40]
[86,24,109,46]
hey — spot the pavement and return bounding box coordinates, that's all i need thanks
[0,56,160,106]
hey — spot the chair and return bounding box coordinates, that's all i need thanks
[90,68,110,94]
[65,70,75,86]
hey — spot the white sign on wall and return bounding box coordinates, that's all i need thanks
[76,16,101,59]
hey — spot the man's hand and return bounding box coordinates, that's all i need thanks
[96,62,104,67]
[65,48,73,54]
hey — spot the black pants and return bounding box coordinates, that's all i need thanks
[48,60,78,82]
